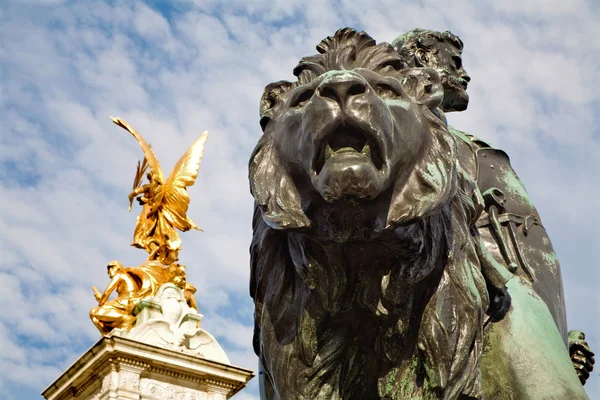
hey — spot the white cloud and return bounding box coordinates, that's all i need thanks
[1,0,598,398]
[491,0,587,16]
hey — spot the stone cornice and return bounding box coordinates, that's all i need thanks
[42,335,254,400]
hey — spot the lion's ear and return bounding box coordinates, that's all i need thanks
[386,81,457,227]
[249,129,311,230]
[398,67,444,111]
[386,131,457,227]
[260,81,296,132]
[386,67,454,226]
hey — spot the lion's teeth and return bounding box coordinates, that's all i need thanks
[325,144,334,160]
[362,143,371,157]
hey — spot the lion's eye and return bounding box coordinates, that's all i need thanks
[452,56,462,69]
[290,89,315,108]
[375,83,401,99]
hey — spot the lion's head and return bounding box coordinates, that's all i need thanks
[249,28,488,400]
[250,28,456,235]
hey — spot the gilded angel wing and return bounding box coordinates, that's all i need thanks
[161,132,208,231]
[111,117,164,184]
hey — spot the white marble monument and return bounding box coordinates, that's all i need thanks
[42,284,254,400]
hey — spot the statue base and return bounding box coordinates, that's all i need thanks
[44,283,253,399]
[41,334,254,400]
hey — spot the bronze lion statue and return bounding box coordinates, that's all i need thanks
[249,28,491,399]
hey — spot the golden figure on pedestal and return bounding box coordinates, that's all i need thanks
[90,261,139,334]
[90,117,207,334]
[113,117,207,265]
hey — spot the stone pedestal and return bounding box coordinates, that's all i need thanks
[41,335,254,400]
[43,284,254,399]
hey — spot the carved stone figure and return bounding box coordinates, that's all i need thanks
[249,28,492,399]
[118,283,230,363]
[393,28,593,397]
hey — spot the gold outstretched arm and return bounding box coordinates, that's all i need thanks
[97,276,119,306]
[92,286,102,302]
[128,184,151,211]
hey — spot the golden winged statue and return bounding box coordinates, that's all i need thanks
[111,117,208,265]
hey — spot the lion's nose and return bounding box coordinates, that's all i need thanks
[316,74,367,106]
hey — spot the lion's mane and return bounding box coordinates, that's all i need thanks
[250,28,489,399]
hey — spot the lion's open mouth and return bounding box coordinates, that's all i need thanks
[314,125,383,174]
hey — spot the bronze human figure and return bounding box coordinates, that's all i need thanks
[393,28,593,397]
[250,27,595,400]
[250,28,494,399]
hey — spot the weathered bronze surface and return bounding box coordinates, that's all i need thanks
[569,330,596,385]
[249,27,593,399]
[250,28,490,399]
[90,118,205,334]
[394,28,594,397]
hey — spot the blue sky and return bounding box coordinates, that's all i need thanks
[1,0,598,399]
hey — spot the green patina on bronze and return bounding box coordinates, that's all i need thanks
[378,356,440,400]
[425,160,447,187]
[250,27,594,399]
[498,168,535,208]
[541,250,559,271]
[482,277,588,399]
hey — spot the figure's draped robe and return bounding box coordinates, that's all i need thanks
[132,203,182,259]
